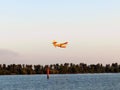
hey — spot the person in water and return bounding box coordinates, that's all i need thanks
[47,66,50,79]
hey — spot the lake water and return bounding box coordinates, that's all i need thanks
[0,73,120,90]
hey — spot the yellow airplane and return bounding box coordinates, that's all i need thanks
[52,40,68,48]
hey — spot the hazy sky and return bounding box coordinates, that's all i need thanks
[0,0,120,65]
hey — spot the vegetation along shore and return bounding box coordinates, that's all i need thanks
[0,63,119,75]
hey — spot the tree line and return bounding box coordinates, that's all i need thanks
[0,63,120,75]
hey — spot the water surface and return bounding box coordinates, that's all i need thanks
[0,73,120,90]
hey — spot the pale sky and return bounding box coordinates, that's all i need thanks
[0,0,120,65]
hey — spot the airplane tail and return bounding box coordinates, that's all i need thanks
[53,44,57,47]
[52,40,57,47]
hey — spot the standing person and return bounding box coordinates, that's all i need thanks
[47,66,50,79]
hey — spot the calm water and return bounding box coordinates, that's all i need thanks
[0,73,120,90]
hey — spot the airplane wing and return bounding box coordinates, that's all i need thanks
[60,42,68,45]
